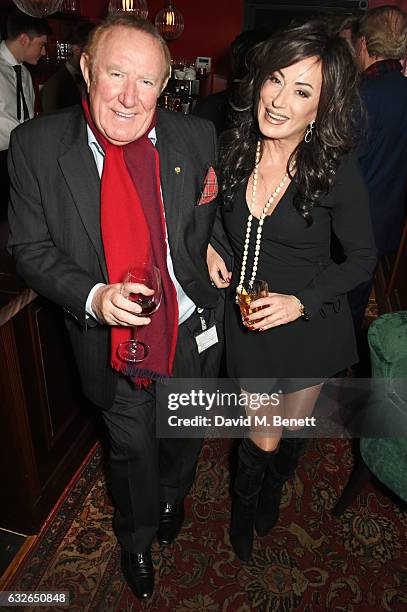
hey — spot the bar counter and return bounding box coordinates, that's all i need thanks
[0,255,96,534]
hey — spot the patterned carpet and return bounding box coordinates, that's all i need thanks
[7,438,407,612]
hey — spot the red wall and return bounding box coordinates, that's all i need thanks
[11,1,407,79]
[81,0,243,76]
[0,0,243,76]
[369,0,407,8]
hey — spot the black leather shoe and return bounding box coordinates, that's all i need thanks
[120,547,154,600]
[157,501,185,545]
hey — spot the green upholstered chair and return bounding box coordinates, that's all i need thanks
[333,311,407,515]
[360,311,407,502]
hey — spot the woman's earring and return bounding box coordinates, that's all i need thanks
[304,120,316,143]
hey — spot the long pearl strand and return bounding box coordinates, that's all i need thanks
[236,140,288,297]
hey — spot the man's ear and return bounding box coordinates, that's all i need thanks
[80,53,91,92]
[19,33,30,48]
[160,75,169,95]
[360,35,368,53]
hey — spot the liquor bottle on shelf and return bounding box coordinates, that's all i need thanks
[181,94,193,114]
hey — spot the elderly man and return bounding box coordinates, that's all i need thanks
[349,5,407,334]
[8,14,222,600]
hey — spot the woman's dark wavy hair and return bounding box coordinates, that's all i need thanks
[219,20,361,225]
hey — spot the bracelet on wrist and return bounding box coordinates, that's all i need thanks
[294,297,311,321]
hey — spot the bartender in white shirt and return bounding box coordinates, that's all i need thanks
[0,9,51,150]
[0,9,50,206]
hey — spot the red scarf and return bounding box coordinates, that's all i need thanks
[82,97,178,384]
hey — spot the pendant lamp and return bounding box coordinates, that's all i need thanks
[155,0,184,41]
[108,0,148,20]
[12,0,64,17]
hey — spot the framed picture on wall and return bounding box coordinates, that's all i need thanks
[243,0,368,32]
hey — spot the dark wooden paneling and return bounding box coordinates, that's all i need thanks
[0,282,97,534]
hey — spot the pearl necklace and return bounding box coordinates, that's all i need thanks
[236,140,288,297]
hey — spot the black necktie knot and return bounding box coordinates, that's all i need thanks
[13,64,30,121]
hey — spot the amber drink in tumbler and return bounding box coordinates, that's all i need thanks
[237,280,269,327]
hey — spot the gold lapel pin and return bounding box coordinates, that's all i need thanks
[174,166,181,174]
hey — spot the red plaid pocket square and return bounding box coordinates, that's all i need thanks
[197,166,218,205]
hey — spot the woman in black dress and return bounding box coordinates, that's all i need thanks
[207,21,377,561]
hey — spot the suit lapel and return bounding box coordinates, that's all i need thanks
[58,109,108,282]
[156,111,189,258]
[57,108,194,281]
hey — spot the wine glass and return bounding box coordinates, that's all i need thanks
[236,280,269,328]
[117,263,162,363]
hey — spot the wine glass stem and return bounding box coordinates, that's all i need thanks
[131,326,138,348]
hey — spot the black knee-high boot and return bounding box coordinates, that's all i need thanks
[230,438,278,561]
[255,436,308,537]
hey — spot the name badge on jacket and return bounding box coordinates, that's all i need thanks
[195,307,219,353]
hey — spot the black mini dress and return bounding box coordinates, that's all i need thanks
[222,154,377,394]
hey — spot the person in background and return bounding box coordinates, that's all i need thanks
[0,9,50,211]
[207,21,377,562]
[337,13,360,47]
[41,21,94,112]
[347,5,407,334]
[8,14,223,600]
[194,28,270,135]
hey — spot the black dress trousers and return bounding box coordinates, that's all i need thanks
[101,302,224,553]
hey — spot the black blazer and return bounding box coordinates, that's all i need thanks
[358,68,407,256]
[8,105,220,408]
[222,153,378,380]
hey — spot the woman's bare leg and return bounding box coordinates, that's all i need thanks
[243,383,323,449]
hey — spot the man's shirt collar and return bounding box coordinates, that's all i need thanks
[0,40,21,66]
[86,124,157,155]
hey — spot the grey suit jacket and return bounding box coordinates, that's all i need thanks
[8,105,221,408]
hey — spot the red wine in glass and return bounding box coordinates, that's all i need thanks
[128,293,158,316]
[117,264,162,363]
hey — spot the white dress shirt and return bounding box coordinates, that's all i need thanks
[0,40,35,151]
[86,125,196,325]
